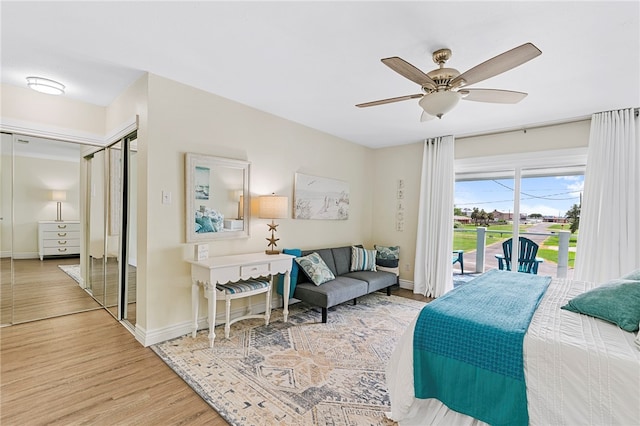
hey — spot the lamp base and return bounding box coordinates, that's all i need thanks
[265,250,280,255]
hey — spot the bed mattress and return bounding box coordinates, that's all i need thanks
[386,278,640,425]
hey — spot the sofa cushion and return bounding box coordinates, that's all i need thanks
[330,246,353,276]
[295,252,336,286]
[301,248,338,277]
[293,276,368,308]
[344,270,397,293]
[350,246,377,272]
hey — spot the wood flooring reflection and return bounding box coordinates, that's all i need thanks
[5,257,101,324]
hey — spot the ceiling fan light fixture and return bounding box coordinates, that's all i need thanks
[26,76,65,95]
[419,91,461,119]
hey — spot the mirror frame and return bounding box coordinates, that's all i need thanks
[185,153,250,242]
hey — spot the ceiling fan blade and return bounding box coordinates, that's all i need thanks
[381,57,437,89]
[450,43,542,88]
[420,111,436,122]
[356,93,423,108]
[460,88,527,103]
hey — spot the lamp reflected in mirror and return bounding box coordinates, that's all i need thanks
[258,193,288,255]
[51,190,67,221]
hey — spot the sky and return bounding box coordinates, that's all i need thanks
[455,175,584,218]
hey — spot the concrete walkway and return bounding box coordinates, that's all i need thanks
[453,222,574,279]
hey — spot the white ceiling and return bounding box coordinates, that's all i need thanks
[2,2,638,149]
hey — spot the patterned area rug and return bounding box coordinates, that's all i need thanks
[152,293,427,426]
[58,264,81,284]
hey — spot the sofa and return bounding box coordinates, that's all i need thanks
[286,245,398,323]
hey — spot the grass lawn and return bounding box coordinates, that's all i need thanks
[453,223,578,268]
[453,224,531,251]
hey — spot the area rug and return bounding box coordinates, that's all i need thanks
[151,292,427,426]
[58,264,81,284]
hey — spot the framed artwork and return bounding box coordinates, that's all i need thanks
[294,173,349,220]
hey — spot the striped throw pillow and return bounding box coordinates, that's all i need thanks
[350,246,377,272]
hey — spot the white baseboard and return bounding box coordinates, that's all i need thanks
[399,278,413,290]
[138,294,290,347]
[11,252,39,260]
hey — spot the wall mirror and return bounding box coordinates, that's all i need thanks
[185,153,250,242]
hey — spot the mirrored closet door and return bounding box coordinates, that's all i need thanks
[1,131,136,328]
[1,132,100,325]
[85,132,136,326]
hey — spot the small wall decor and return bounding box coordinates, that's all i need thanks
[294,173,349,220]
[396,179,405,231]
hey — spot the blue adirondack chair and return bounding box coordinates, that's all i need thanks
[452,250,464,274]
[495,237,543,274]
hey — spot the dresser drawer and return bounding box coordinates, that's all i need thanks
[43,238,79,249]
[40,222,80,232]
[43,246,80,256]
[43,231,80,240]
[241,263,270,276]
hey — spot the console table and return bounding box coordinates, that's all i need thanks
[188,252,295,348]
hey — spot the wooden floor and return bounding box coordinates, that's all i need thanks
[0,286,430,425]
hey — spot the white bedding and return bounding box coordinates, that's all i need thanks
[386,278,640,425]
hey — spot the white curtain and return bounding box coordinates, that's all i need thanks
[574,108,640,283]
[413,136,455,297]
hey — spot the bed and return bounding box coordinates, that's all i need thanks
[386,270,640,425]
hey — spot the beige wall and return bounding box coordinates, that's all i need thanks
[143,74,375,332]
[455,119,591,158]
[0,84,105,138]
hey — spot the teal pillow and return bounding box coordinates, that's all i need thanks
[195,216,214,233]
[295,252,335,286]
[375,245,400,268]
[561,278,640,332]
[622,268,640,281]
[276,248,302,298]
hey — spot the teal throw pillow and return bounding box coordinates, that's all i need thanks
[276,248,302,298]
[295,252,335,286]
[622,268,640,281]
[561,278,640,332]
[350,246,377,272]
[195,216,214,233]
[375,245,400,268]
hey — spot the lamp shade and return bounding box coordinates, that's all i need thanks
[258,194,288,219]
[51,190,67,201]
[419,91,461,118]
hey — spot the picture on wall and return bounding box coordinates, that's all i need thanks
[294,173,349,220]
[194,166,210,200]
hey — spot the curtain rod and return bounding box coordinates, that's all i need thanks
[458,107,639,140]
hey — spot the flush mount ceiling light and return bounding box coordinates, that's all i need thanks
[26,76,65,95]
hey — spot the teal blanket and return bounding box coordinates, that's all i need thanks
[413,269,550,426]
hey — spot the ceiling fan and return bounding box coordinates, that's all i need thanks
[356,42,542,121]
